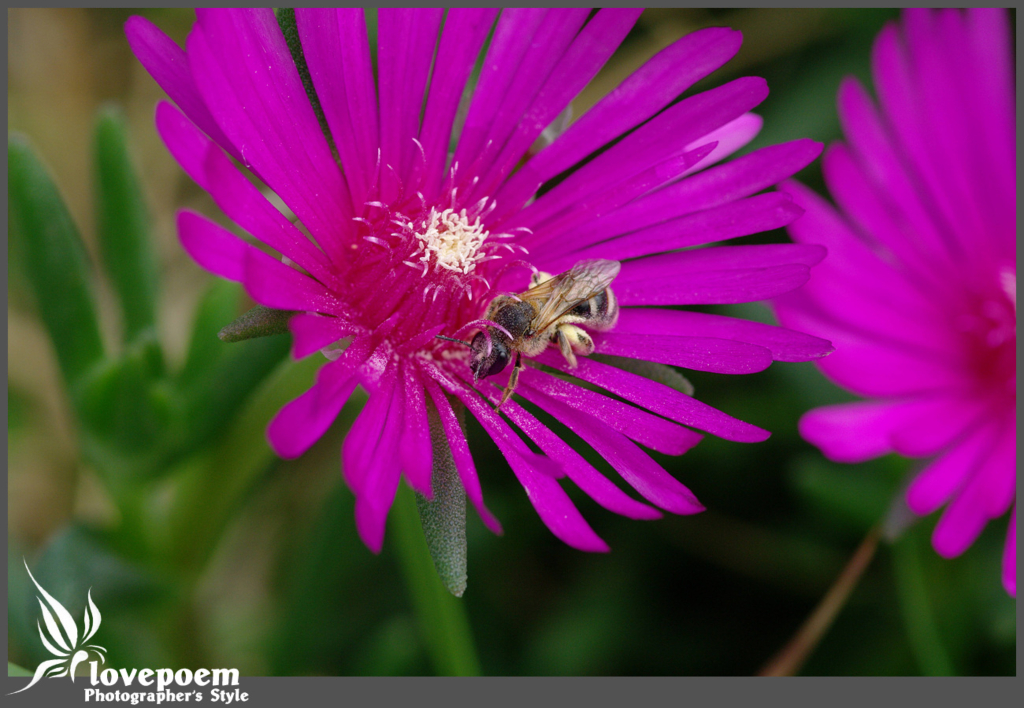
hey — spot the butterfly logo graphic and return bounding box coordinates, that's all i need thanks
[9,559,107,694]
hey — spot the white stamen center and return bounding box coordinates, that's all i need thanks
[413,208,489,275]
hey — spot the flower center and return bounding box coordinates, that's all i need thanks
[957,268,1016,399]
[410,207,490,275]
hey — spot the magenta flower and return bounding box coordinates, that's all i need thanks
[773,9,1016,596]
[127,9,830,553]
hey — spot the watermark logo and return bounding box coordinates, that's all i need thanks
[10,559,108,694]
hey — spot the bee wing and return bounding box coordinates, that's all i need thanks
[528,259,621,333]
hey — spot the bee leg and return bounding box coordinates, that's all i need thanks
[497,352,522,409]
[555,324,594,369]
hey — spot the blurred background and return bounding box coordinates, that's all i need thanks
[7,8,1016,676]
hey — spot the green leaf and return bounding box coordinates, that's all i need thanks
[8,134,105,394]
[277,8,333,148]
[178,333,292,451]
[178,279,244,387]
[77,332,169,480]
[415,402,469,597]
[891,525,957,675]
[8,663,32,677]
[166,353,326,573]
[93,107,161,350]
[218,304,295,343]
[393,482,481,676]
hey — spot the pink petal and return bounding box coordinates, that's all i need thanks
[201,140,339,288]
[678,112,764,178]
[513,77,770,235]
[454,8,591,197]
[266,337,372,459]
[421,374,503,534]
[596,333,773,375]
[905,421,998,516]
[534,349,769,443]
[799,398,943,464]
[614,307,833,362]
[495,26,743,216]
[494,396,662,520]
[398,364,433,498]
[376,8,444,199]
[241,247,343,314]
[189,10,353,265]
[155,101,212,191]
[176,210,249,281]
[343,366,405,554]
[888,395,990,458]
[288,314,359,360]
[559,192,804,267]
[520,369,704,456]
[125,15,238,158]
[416,9,500,202]
[294,9,380,209]
[518,383,705,515]
[451,380,610,552]
[467,8,642,201]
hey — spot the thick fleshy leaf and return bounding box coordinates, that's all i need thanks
[218,305,294,343]
[422,376,503,534]
[94,108,160,346]
[416,404,469,597]
[9,135,105,389]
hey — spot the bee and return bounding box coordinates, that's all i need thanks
[443,259,621,408]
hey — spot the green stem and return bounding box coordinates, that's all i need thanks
[392,482,481,676]
[891,527,956,675]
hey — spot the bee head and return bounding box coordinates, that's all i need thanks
[469,331,510,382]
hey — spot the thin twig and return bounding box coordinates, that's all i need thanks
[758,525,882,676]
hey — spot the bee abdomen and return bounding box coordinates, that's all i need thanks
[571,288,618,330]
